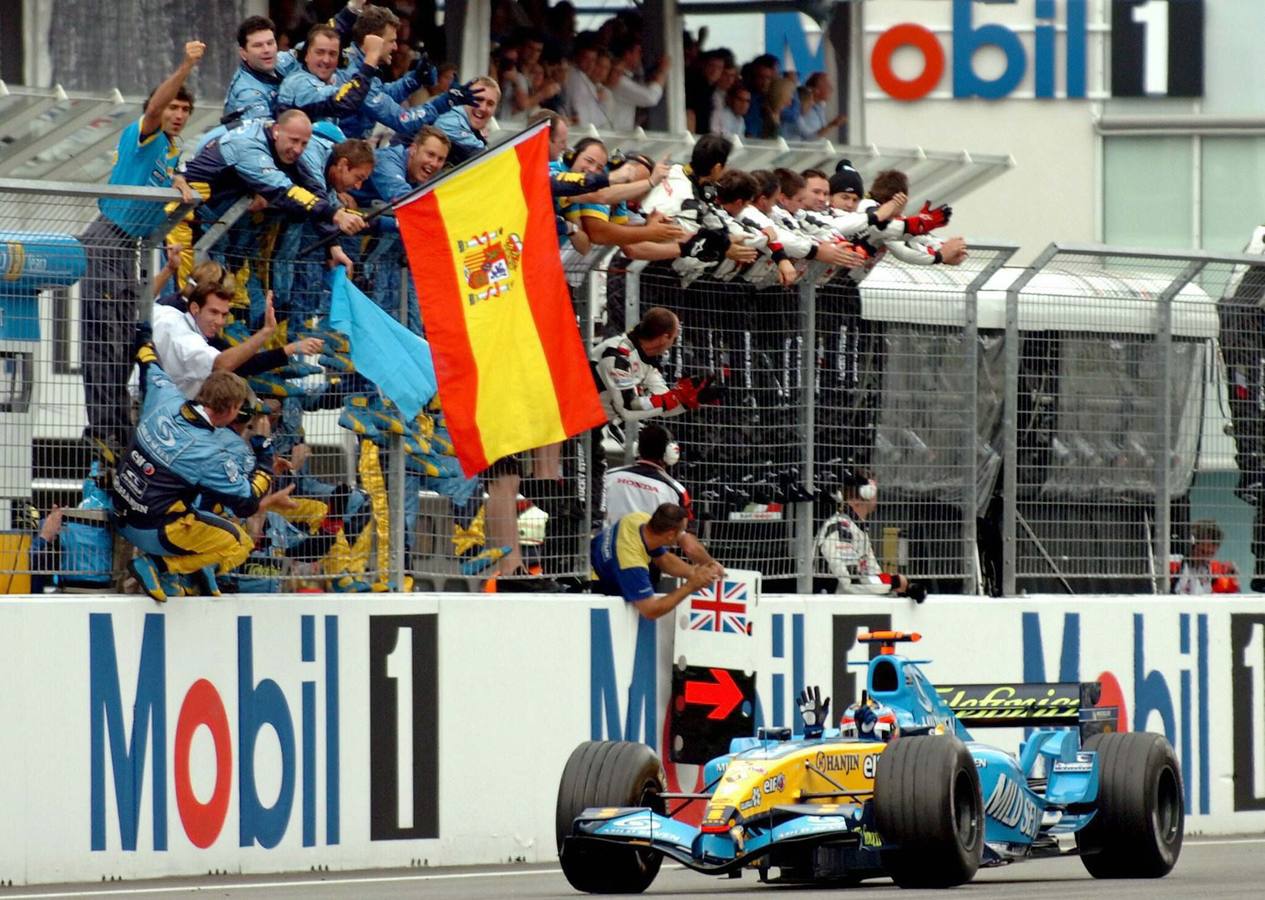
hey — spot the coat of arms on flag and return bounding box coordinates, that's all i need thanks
[457,228,523,302]
[688,579,751,634]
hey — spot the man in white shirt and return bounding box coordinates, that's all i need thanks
[605,35,668,131]
[564,43,612,128]
[711,83,750,136]
[152,269,320,399]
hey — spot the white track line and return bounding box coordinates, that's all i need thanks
[1187,837,1265,846]
[0,867,562,899]
[1,844,1260,898]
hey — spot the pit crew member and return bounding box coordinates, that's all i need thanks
[591,503,722,619]
[815,471,927,601]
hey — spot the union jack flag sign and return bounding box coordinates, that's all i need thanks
[688,579,750,634]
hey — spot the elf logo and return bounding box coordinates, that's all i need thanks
[871,0,1088,101]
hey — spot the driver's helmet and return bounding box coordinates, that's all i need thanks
[839,701,898,742]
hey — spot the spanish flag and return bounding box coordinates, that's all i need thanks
[395,122,606,476]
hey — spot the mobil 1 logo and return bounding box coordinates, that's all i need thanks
[1111,0,1204,97]
[370,615,439,838]
[1232,614,1265,811]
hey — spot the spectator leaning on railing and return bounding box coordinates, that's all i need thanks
[591,503,723,620]
[815,471,927,602]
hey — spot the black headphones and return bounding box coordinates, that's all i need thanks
[842,469,877,501]
[562,137,606,168]
[613,149,656,174]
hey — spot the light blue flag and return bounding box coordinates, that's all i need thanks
[327,267,436,419]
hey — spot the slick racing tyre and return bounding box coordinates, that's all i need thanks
[1075,731,1184,878]
[555,741,666,894]
[875,735,983,888]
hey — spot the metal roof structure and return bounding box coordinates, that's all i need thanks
[0,82,221,182]
[0,81,1015,209]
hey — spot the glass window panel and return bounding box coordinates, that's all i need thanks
[1201,137,1265,254]
[1103,136,1193,250]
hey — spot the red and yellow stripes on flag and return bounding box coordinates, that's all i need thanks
[395,125,605,476]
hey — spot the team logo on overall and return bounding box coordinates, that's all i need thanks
[458,228,522,305]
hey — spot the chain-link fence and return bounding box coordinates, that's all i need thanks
[2,173,1263,597]
[615,246,1016,594]
[1001,244,1265,596]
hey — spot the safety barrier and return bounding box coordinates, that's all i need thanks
[0,590,1262,885]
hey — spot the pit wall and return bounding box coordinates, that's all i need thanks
[1,593,1262,885]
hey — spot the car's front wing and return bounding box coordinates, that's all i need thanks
[565,804,877,875]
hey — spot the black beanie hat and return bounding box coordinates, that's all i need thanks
[830,159,864,197]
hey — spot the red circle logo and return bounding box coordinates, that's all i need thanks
[871,23,945,102]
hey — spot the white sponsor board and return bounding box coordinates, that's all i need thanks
[0,592,1262,885]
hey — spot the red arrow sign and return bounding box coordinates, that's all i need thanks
[683,668,743,720]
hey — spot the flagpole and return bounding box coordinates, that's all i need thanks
[299,120,551,257]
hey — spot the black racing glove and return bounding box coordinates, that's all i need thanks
[678,228,730,264]
[413,50,438,87]
[449,80,483,107]
[695,372,727,405]
[904,581,928,604]
[797,686,831,739]
[250,434,275,473]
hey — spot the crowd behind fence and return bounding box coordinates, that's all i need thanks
[1,176,1263,597]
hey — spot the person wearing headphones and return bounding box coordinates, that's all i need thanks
[814,470,926,601]
[603,423,717,569]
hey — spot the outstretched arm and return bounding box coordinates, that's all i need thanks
[141,40,204,136]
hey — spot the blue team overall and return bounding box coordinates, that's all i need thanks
[112,365,270,575]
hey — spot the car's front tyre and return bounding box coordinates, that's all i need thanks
[555,741,665,894]
[874,735,983,888]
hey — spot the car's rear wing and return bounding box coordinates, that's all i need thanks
[935,681,1116,737]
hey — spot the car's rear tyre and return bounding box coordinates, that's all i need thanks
[1075,732,1184,878]
[555,741,665,894]
[875,735,983,888]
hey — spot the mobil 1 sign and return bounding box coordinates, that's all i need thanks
[1232,614,1265,811]
[1111,0,1204,97]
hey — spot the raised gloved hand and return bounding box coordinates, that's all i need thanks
[133,323,159,400]
[904,581,928,604]
[903,201,952,236]
[413,49,438,87]
[449,80,486,108]
[797,685,831,739]
[695,371,726,405]
[673,375,703,410]
[678,228,730,264]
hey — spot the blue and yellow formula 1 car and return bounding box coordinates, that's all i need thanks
[556,631,1183,892]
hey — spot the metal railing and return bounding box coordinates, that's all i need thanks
[1,173,1263,596]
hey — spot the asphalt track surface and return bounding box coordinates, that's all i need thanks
[2,837,1262,900]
